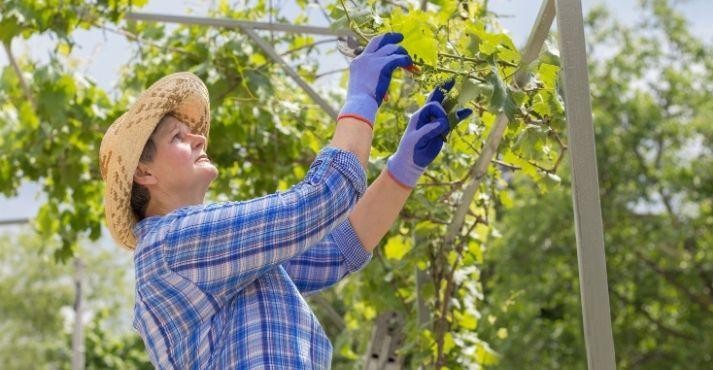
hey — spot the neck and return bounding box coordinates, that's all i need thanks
[145,188,203,218]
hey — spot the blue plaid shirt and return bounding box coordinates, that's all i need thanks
[132,147,372,369]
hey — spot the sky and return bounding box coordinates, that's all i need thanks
[1,0,711,229]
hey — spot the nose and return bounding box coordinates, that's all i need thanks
[189,132,206,151]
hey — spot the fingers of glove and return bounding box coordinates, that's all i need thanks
[417,118,450,143]
[414,101,447,129]
[426,79,456,104]
[364,32,404,54]
[455,108,473,122]
[412,119,448,167]
[373,55,411,104]
[381,54,414,75]
[373,44,408,57]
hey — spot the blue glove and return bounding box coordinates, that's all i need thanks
[338,32,413,127]
[386,82,473,188]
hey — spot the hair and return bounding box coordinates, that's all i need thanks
[130,114,172,220]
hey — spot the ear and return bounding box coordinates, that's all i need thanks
[133,163,158,186]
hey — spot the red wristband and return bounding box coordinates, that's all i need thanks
[337,113,374,129]
[385,168,414,190]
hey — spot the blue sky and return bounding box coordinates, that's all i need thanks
[1,0,711,226]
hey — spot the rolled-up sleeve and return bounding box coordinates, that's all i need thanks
[161,147,366,304]
[282,219,372,296]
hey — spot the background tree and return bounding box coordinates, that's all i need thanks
[479,1,712,368]
[0,229,151,369]
[0,231,73,369]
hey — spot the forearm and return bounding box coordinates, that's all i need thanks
[348,168,412,252]
[329,117,373,170]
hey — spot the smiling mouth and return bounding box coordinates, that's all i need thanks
[196,154,211,163]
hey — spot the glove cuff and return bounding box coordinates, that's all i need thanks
[386,154,425,189]
[339,95,378,126]
[336,113,374,129]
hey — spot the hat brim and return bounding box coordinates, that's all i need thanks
[100,72,210,250]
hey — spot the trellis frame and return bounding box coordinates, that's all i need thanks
[124,1,617,368]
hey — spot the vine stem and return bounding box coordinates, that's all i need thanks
[279,37,338,57]
[3,40,37,111]
[339,0,369,43]
[438,52,518,68]
[414,62,487,83]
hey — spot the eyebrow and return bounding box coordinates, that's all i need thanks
[159,120,180,138]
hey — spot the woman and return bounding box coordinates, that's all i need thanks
[99,33,471,369]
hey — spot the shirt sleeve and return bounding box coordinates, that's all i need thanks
[282,219,372,296]
[161,147,366,305]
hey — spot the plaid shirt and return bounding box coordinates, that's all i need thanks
[132,147,372,369]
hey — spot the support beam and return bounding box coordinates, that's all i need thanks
[364,311,404,370]
[519,0,556,68]
[0,218,30,226]
[72,257,85,370]
[240,26,339,119]
[554,1,616,369]
[125,12,351,37]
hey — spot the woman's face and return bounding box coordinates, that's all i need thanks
[135,115,218,207]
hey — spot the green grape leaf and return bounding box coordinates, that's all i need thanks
[538,63,559,89]
[513,124,548,160]
[388,9,438,65]
[486,71,506,110]
[459,78,490,104]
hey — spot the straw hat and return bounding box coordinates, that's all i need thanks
[99,72,210,250]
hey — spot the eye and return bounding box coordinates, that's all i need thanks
[172,132,182,142]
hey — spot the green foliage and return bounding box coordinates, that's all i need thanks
[80,309,152,370]
[0,0,331,259]
[324,0,567,367]
[0,231,73,369]
[0,0,147,44]
[480,1,712,369]
[0,58,111,261]
[0,230,147,369]
[0,0,570,367]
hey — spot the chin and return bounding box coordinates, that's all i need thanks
[208,165,219,179]
[197,162,218,176]
[206,167,219,184]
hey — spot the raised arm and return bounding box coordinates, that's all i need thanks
[159,33,413,305]
[283,83,473,294]
[331,32,413,169]
[349,81,473,251]
[282,169,413,296]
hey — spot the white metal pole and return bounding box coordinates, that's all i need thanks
[72,257,85,370]
[240,26,339,119]
[125,12,351,37]
[554,1,617,368]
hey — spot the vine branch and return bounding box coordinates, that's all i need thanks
[3,40,37,111]
[339,0,369,42]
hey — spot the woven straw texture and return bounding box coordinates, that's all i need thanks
[99,72,210,250]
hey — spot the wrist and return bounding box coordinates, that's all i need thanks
[386,154,425,189]
[339,94,379,126]
[385,168,415,190]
